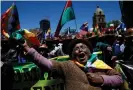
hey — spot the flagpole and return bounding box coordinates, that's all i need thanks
[54,1,66,37]
[74,19,78,32]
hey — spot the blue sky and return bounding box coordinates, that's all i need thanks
[1,1,121,33]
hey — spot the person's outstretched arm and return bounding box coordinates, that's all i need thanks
[23,42,53,71]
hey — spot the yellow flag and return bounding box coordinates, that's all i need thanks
[23,29,40,47]
[92,59,112,69]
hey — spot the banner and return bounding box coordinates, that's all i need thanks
[12,56,70,90]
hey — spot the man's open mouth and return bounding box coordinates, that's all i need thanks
[78,53,86,60]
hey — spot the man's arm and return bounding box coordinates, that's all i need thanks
[87,69,123,88]
[25,48,53,71]
[23,43,65,77]
[101,69,123,87]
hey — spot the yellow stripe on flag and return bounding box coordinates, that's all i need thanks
[23,29,40,47]
[24,29,36,37]
[92,59,112,69]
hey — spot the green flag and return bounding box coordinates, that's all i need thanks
[54,0,75,37]
[61,6,75,26]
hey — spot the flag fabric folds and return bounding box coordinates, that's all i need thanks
[73,54,112,71]
[8,3,20,34]
[11,29,40,47]
[85,54,112,70]
[23,29,40,47]
[92,59,112,69]
[80,22,88,32]
[54,0,75,37]
[78,22,88,36]
[1,5,12,38]
[1,3,20,38]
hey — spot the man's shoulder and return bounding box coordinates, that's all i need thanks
[51,60,75,66]
[51,60,78,71]
[50,60,78,76]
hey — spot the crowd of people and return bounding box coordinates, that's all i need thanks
[1,1,133,90]
[1,26,133,90]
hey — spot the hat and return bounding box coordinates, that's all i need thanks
[67,39,93,58]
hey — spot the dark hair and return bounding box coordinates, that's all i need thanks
[67,39,93,58]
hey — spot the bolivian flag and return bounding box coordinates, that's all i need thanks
[54,0,75,37]
[85,54,112,70]
[11,29,40,47]
[92,59,112,69]
[23,29,40,47]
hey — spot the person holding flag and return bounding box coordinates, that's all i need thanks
[12,29,123,90]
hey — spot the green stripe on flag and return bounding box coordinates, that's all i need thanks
[61,7,75,26]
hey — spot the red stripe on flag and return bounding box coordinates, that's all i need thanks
[64,0,72,9]
[54,0,75,37]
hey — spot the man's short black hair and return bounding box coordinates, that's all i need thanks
[67,39,93,58]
